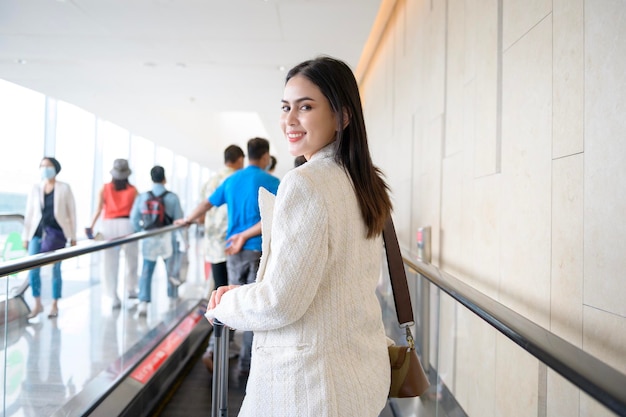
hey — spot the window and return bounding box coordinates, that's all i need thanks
[56,101,97,235]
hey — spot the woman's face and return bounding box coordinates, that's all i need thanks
[40,159,56,180]
[280,75,337,160]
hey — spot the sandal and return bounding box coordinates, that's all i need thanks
[47,308,59,318]
[27,304,44,319]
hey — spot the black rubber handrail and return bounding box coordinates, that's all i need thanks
[403,254,626,416]
[0,213,25,222]
[0,224,187,277]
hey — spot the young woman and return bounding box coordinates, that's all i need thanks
[206,56,393,416]
[22,157,77,319]
[88,158,139,309]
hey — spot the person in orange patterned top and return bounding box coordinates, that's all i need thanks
[88,159,139,309]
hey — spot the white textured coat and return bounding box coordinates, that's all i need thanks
[22,181,77,243]
[207,145,390,417]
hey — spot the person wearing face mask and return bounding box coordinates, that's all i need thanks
[22,156,77,319]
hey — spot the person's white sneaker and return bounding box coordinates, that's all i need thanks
[137,301,148,316]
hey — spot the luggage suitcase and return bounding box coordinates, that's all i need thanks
[211,319,230,417]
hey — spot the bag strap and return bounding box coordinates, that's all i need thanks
[383,216,414,328]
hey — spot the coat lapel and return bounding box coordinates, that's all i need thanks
[256,187,275,282]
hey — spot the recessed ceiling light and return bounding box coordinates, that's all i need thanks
[278,65,286,72]
[176,62,186,68]
[16,59,27,64]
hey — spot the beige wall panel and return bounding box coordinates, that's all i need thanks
[468,174,501,300]
[445,0,466,157]
[552,0,584,158]
[363,2,418,244]
[414,115,443,265]
[391,0,414,127]
[464,72,500,292]
[405,1,436,247]
[455,308,497,417]
[580,390,617,417]
[463,0,478,84]
[583,306,626,375]
[409,106,426,250]
[364,36,394,166]
[424,0,447,121]
[547,370,580,417]
[495,333,540,417]
[473,0,499,177]
[503,0,552,50]
[458,83,477,273]
[390,12,416,187]
[363,59,390,145]
[550,154,583,346]
[499,18,552,326]
[358,0,626,414]
[583,0,626,317]
[390,121,415,246]
[441,153,464,271]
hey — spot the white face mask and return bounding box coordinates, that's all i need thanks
[40,166,56,180]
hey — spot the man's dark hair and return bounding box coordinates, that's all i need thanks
[224,145,245,164]
[151,165,166,183]
[247,137,270,161]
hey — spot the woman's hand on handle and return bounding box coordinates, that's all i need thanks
[206,285,240,324]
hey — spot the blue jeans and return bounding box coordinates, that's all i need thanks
[138,256,178,302]
[28,236,62,299]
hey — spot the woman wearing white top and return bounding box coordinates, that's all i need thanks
[206,56,393,417]
[22,157,77,319]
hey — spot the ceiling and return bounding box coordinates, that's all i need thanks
[0,0,382,175]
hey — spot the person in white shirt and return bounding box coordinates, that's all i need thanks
[199,144,245,369]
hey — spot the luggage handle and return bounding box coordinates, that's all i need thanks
[211,319,230,417]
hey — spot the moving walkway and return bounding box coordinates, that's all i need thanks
[1,216,625,416]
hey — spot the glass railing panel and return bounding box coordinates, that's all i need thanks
[1,214,27,417]
[0,228,207,416]
[0,216,29,306]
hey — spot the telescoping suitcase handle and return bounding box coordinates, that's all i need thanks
[211,319,230,417]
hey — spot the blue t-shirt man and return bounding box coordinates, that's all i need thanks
[209,165,279,252]
[188,137,279,374]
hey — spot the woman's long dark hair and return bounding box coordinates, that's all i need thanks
[112,178,130,191]
[286,56,392,238]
